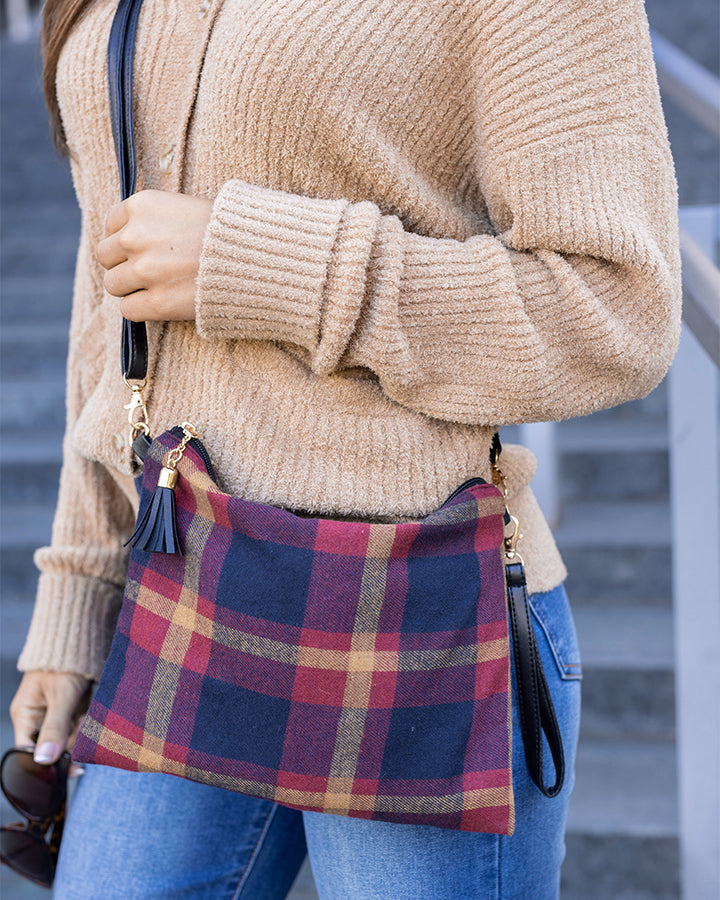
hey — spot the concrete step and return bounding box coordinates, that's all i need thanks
[555,500,671,548]
[1,232,79,278]
[2,597,41,666]
[0,160,77,208]
[0,503,55,549]
[1,203,81,233]
[0,275,74,324]
[574,606,674,670]
[556,500,672,603]
[557,418,669,454]
[0,323,69,378]
[0,435,63,517]
[0,460,61,504]
[0,501,53,594]
[501,411,669,504]
[1,375,66,432]
[562,834,679,900]
[558,419,669,501]
[563,548,672,604]
[568,734,678,829]
[574,606,675,740]
[1,436,63,463]
[563,739,679,899]
[580,667,674,741]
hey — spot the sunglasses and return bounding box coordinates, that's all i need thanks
[0,748,70,888]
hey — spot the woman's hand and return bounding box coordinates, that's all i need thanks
[10,671,92,768]
[97,190,213,322]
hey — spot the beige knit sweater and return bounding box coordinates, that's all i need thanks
[19,0,681,680]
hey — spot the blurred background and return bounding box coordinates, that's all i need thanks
[1,1,718,897]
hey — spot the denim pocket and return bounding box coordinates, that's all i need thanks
[529,583,582,681]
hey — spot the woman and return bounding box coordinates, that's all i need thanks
[11,0,680,897]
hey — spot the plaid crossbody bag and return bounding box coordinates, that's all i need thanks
[73,0,564,833]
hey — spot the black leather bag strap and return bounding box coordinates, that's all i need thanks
[109,0,148,382]
[506,561,565,797]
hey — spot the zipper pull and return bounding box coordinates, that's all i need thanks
[125,423,198,554]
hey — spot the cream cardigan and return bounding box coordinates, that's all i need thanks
[19,0,681,679]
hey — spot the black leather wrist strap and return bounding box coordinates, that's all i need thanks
[506,561,565,797]
[109,0,148,382]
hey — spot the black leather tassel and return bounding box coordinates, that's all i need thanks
[126,466,182,554]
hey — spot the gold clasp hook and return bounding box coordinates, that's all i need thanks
[504,514,524,564]
[491,458,508,497]
[123,380,150,446]
[490,441,524,562]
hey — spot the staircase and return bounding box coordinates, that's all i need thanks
[0,28,689,900]
[553,400,679,899]
[0,34,69,900]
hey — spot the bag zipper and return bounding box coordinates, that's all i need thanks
[169,425,217,483]
[442,477,489,506]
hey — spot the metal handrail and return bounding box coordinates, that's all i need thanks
[651,29,720,900]
[648,29,720,367]
[679,228,720,367]
[651,29,720,139]
[669,208,719,900]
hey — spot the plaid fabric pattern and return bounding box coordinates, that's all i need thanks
[74,430,513,834]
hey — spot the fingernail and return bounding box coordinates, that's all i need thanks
[34,742,60,763]
[69,764,85,778]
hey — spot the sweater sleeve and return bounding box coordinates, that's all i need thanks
[17,440,135,680]
[17,230,137,680]
[195,0,681,426]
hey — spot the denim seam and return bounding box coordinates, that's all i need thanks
[530,601,582,681]
[231,803,280,899]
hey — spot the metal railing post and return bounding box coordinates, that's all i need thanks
[519,422,559,527]
[670,206,720,900]
[5,0,33,42]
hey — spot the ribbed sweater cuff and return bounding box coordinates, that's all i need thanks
[17,574,124,681]
[196,180,348,348]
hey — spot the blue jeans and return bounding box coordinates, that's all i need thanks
[54,584,581,900]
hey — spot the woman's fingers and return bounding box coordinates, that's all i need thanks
[10,673,50,750]
[34,690,81,763]
[97,201,131,269]
[34,674,91,763]
[96,234,127,271]
[104,199,130,237]
[96,189,212,321]
[119,289,153,322]
[102,258,145,299]
[10,671,92,764]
